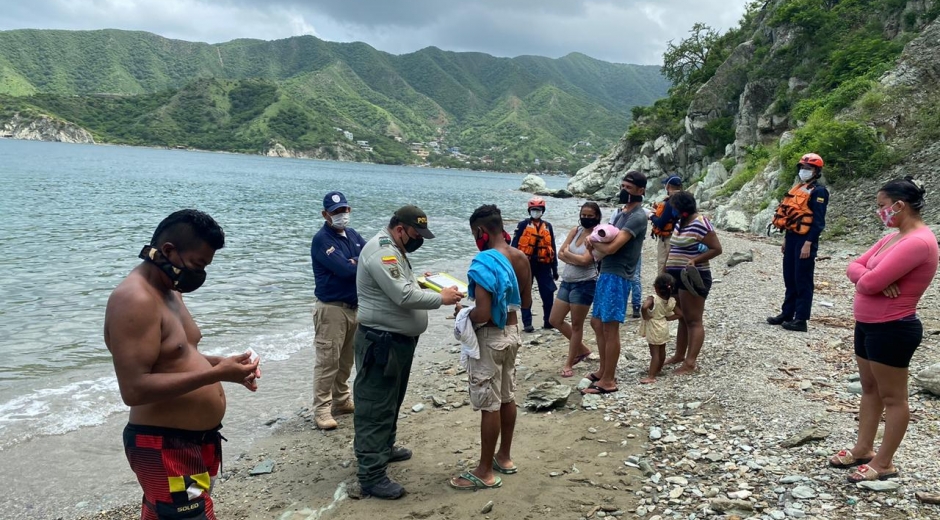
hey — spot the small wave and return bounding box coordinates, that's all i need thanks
[0,327,313,449]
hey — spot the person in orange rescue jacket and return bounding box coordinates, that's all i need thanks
[767,153,829,332]
[512,196,559,332]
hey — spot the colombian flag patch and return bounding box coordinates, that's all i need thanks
[381,256,398,264]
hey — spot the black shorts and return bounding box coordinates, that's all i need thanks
[854,317,923,369]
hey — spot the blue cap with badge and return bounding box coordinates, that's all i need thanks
[323,191,350,212]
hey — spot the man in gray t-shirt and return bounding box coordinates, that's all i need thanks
[601,205,647,280]
[583,171,648,395]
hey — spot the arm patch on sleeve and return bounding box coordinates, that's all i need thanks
[816,197,826,203]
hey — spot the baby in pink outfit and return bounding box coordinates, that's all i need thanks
[588,223,620,260]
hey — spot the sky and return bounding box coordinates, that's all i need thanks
[0,0,750,65]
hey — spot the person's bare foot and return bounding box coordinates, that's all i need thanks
[639,376,656,384]
[664,356,683,366]
[674,364,697,375]
[560,366,574,378]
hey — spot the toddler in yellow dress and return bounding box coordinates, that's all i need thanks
[638,274,683,383]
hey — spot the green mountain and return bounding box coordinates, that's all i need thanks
[0,29,669,171]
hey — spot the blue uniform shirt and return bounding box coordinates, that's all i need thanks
[311,222,365,306]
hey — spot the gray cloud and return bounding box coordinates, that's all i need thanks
[0,0,748,64]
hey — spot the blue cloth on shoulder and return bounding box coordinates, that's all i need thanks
[467,249,522,329]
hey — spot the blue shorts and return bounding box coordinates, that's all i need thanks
[557,280,596,307]
[592,273,630,323]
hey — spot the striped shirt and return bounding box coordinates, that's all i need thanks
[666,215,714,271]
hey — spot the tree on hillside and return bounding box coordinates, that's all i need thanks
[662,23,720,88]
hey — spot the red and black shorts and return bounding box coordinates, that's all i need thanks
[123,423,225,520]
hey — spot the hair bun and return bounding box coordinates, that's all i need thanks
[905,176,927,194]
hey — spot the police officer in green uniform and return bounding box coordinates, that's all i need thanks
[353,205,463,499]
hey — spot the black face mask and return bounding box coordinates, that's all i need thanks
[402,231,424,253]
[580,217,601,228]
[139,245,207,293]
[619,189,643,204]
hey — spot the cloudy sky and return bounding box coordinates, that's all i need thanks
[1,0,749,64]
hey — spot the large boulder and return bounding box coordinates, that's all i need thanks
[524,382,572,411]
[520,174,547,193]
[734,80,777,150]
[914,363,940,396]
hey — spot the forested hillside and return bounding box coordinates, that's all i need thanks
[0,30,670,172]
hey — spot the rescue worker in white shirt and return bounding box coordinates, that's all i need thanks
[767,153,829,332]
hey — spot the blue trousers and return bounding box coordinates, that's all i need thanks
[624,256,642,310]
[522,262,556,328]
[780,232,817,321]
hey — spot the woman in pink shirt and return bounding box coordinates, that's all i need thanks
[831,177,937,483]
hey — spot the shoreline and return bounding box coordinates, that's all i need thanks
[0,136,572,178]
[74,231,940,520]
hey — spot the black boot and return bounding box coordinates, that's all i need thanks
[782,319,808,332]
[361,476,406,499]
[389,445,413,463]
[766,313,790,325]
[632,306,641,319]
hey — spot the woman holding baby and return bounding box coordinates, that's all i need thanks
[550,201,603,377]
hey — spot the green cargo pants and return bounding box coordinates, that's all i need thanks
[353,325,418,486]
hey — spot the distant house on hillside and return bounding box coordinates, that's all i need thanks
[414,149,430,159]
[448,147,460,154]
[356,140,369,147]
[343,131,354,141]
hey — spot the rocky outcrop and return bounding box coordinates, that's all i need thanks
[520,174,547,193]
[263,141,361,162]
[1,113,94,144]
[570,2,940,238]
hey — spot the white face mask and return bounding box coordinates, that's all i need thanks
[798,168,815,182]
[529,209,543,219]
[330,212,350,230]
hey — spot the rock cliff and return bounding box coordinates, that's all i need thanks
[1,113,95,144]
[569,0,940,241]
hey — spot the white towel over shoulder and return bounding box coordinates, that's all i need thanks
[454,305,480,368]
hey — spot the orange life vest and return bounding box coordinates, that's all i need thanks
[650,200,675,238]
[517,220,555,263]
[772,184,814,235]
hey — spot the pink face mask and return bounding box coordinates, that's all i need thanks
[877,202,900,227]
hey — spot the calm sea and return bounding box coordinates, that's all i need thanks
[0,139,584,517]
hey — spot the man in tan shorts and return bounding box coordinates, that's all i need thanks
[310,191,366,430]
[449,205,531,491]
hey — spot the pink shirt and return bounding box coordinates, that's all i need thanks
[847,226,938,323]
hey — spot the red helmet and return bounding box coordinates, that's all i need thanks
[527,196,546,209]
[799,153,824,169]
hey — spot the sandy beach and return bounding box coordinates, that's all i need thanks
[78,231,940,520]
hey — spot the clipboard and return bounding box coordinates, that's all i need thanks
[418,272,469,296]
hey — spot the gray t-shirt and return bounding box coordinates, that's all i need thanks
[599,205,647,279]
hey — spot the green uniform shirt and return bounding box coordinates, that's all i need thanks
[356,228,443,336]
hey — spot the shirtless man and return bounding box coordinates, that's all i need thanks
[449,204,532,491]
[104,209,260,520]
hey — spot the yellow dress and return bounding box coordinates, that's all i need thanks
[638,295,676,345]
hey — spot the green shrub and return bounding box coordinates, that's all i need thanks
[777,113,893,195]
[703,116,736,157]
[718,145,771,196]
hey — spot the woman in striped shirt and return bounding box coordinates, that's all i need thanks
[663,191,722,375]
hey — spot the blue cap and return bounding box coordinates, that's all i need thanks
[662,175,683,187]
[323,191,350,212]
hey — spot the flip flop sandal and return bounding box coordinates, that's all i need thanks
[846,464,899,483]
[587,373,600,382]
[572,352,591,366]
[580,383,618,395]
[493,457,518,474]
[829,449,873,469]
[680,266,705,298]
[449,471,502,490]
